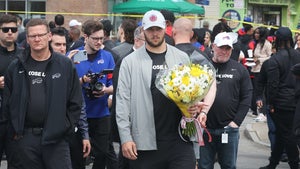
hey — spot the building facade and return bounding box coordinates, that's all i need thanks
[247,0,300,29]
[200,0,300,32]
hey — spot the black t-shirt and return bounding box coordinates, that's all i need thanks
[148,49,182,144]
[25,56,49,127]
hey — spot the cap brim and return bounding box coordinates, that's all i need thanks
[69,23,81,27]
[143,24,165,30]
[216,43,233,48]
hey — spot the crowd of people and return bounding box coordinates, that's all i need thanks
[0,9,299,169]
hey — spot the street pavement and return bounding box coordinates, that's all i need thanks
[244,114,270,147]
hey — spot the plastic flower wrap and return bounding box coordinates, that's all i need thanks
[156,54,215,145]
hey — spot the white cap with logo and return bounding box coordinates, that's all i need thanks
[214,32,234,48]
[142,10,166,30]
[69,19,82,27]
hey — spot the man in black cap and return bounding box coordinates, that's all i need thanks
[260,27,300,169]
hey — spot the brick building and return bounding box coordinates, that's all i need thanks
[0,0,114,28]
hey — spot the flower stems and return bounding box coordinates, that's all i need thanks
[182,121,196,137]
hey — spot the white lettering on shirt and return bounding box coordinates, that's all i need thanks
[152,65,168,70]
[28,71,46,85]
[28,71,46,77]
[216,74,233,79]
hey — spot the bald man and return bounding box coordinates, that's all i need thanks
[173,18,194,45]
[173,17,215,116]
[173,17,217,167]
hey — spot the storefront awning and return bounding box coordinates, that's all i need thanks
[113,0,205,15]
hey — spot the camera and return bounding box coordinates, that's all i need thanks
[83,69,113,99]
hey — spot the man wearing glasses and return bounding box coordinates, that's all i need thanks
[1,18,83,169]
[0,14,23,167]
[75,20,115,169]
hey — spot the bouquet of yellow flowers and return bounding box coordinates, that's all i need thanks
[156,60,215,145]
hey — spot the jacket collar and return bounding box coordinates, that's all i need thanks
[0,43,18,53]
[18,46,55,64]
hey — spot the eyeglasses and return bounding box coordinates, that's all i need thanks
[0,27,18,33]
[89,36,104,42]
[27,32,49,40]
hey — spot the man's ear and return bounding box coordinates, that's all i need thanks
[166,20,172,27]
[47,33,52,42]
[83,34,89,43]
[190,31,194,39]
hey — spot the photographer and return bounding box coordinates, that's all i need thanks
[75,20,115,169]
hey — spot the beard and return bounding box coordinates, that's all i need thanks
[144,35,164,48]
[1,40,14,47]
[87,43,101,52]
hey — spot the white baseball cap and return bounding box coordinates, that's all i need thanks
[142,10,166,30]
[214,32,234,48]
[69,19,82,27]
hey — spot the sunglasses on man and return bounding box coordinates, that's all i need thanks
[0,27,18,33]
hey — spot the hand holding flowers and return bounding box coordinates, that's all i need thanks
[188,101,209,127]
[156,62,215,145]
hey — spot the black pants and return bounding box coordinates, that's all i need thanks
[129,140,195,169]
[88,116,111,169]
[69,131,85,169]
[0,125,5,163]
[270,108,299,168]
[106,141,118,169]
[4,125,20,169]
[0,113,8,164]
[293,98,300,146]
[7,129,72,169]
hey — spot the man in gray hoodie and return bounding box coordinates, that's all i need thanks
[116,10,207,169]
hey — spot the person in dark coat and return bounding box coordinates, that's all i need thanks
[0,14,23,168]
[260,27,300,169]
[1,18,82,169]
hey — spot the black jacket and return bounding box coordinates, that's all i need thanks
[2,48,82,145]
[0,44,23,160]
[0,44,23,95]
[255,59,269,103]
[267,48,300,111]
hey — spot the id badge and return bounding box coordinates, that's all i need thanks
[222,132,228,144]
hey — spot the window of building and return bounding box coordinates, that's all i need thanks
[0,0,46,19]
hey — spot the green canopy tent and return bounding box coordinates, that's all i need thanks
[113,0,205,15]
[172,0,205,14]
